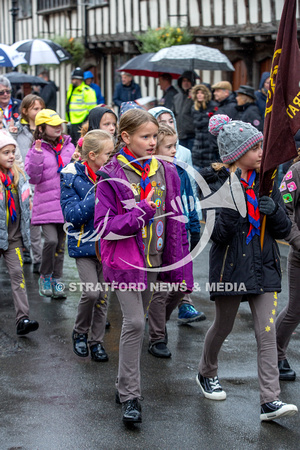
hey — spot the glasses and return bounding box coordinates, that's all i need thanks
[0,89,11,96]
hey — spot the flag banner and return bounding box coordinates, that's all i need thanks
[259,0,300,197]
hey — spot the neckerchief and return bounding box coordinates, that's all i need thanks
[1,104,12,122]
[240,170,260,244]
[119,146,152,200]
[0,170,17,224]
[82,161,97,184]
[52,136,64,173]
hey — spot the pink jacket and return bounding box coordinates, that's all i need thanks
[25,135,74,225]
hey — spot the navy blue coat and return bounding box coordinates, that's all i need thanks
[60,161,97,258]
[113,80,142,111]
[200,166,291,299]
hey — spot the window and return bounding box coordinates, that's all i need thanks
[18,0,32,18]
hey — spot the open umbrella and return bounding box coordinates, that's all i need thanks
[5,72,49,85]
[150,44,235,71]
[11,39,71,65]
[117,53,184,79]
[0,43,27,67]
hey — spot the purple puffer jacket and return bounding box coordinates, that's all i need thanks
[94,154,194,290]
[25,135,74,225]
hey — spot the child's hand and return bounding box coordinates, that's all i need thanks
[146,188,156,209]
[35,140,42,152]
[72,151,81,161]
[8,119,17,133]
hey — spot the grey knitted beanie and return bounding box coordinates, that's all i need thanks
[208,114,263,164]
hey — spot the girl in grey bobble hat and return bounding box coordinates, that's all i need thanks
[196,114,298,422]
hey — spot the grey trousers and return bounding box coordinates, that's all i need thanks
[40,223,65,278]
[0,247,30,324]
[74,257,108,346]
[115,272,157,403]
[30,223,42,264]
[199,292,280,405]
[276,250,300,361]
[148,289,185,342]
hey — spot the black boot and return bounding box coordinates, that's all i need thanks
[122,398,142,424]
[278,359,296,381]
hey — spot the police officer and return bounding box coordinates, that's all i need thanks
[66,68,97,145]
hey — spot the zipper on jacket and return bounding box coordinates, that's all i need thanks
[220,245,230,282]
[77,224,84,247]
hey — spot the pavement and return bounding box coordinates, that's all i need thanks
[1,239,300,450]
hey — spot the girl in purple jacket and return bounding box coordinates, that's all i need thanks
[25,109,74,299]
[94,109,193,426]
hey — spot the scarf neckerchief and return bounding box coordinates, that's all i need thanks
[82,161,97,184]
[119,146,152,200]
[1,104,12,122]
[240,169,260,244]
[52,136,64,173]
[0,170,17,224]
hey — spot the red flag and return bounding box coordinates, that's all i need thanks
[259,0,300,197]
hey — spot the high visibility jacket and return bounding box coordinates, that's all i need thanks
[66,82,97,124]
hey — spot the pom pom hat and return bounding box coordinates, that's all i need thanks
[208,114,263,164]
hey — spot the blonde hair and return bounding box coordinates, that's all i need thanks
[0,161,25,187]
[115,109,158,152]
[191,84,212,111]
[157,123,177,148]
[79,130,113,161]
[211,161,259,174]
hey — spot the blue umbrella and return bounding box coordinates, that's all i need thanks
[0,43,27,67]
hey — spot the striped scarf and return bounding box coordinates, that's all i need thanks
[0,170,17,224]
[120,146,152,200]
[240,170,260,244]
[52,136,64,173]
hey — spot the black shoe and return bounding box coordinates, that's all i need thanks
[23,250,32,264]
[72,331,88,357]
[105,320,111,329]
[260,400,298,421]
[278,359,296,381]
[16,318,39,335]
[122,398,142,424]
[90,343,108,362]
[32,263,41,274]
[148,340,171,358]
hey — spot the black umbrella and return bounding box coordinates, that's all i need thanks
[5,72,49,85]
[117,53,184,79]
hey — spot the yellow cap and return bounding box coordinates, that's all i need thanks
[35,109,67,126]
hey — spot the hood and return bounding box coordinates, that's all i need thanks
[148,106,180,152]
[258,72,270,90]
[87,106,117,132]
[177,70,198,91]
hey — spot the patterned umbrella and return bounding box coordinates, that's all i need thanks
[0,43,27,67]
[117,53,184,79]
[150,44,235,71]
[11,39,71,65]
